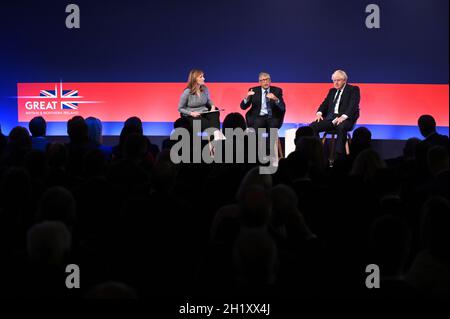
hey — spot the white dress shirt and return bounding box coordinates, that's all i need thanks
[317,84,348,122]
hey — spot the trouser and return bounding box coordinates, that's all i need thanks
[184,111,220,134]
[252,115,281,156]
[181,113,221,161]
[309,118,354,155]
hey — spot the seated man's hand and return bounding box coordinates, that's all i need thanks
[334,116,346,126]
[266,93,279,102]
[246,89,255,99]
[315,113,323,122]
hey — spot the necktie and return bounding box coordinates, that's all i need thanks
[332,90,341,113]
[264,89,272,116]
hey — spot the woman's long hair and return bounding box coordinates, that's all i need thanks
[187,69,204,94]
[85,117,103,146]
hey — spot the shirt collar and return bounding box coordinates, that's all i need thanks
[338,83,346,92]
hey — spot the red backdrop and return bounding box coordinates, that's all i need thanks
[18,82,449,126]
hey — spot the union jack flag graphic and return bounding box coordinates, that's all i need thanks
[17,82,101,112]
[39,87,79,110]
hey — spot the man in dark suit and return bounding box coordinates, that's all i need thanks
[418,114,449,148]
[415,115,449,181]
[240,72,286,130]
[240,72,286,155]
[310,70,360,157]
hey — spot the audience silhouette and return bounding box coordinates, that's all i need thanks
[0,114,447,299]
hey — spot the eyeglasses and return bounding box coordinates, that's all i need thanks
[259,78,271,82]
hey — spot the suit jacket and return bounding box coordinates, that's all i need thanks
[240,86,286,129]
[317,84,360,123]
[425,132,449,148]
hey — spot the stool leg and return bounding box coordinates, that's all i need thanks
[273,137,278,162]
[329,133,336,166]
[345,133,351,155]
[209,141,215,157]
[277,137,284,159]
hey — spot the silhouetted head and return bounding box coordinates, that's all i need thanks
[124,116,143,135]
[294,126,314,146]
[352,126,371,143]
[67,116,88,144]
[27,221,71,266]
[173,117,191,130]
[37,186,77,227]
[285,150,309,180]
[6,126,32,165]
[124,133,148,161]
[29,116,47,137]
[85,117,103,146]
[351,149,386,182]
[8,126,32,151]
[350,126,372,157]
[238,185,272,228]
[236,166,272,201]
[118,122,144,156]
[223,112,247,131]
[46,143,67,168]
[418,114,437,138]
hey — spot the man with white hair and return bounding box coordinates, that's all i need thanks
[310,70,360,157]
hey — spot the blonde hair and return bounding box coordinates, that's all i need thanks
[332,70,348,81]
[187,69,204,94]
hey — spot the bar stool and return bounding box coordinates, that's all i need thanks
[321,129,352,166]
[276,137,284,159]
